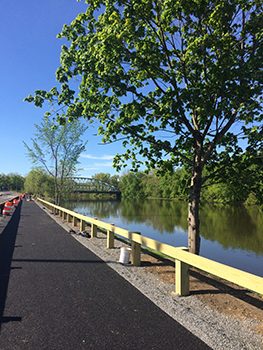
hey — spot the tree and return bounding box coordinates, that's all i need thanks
[0,173,24,191]
[92,172,120,188]
[25,0,263,253]
[24,169,54,198]
[23,117,88,205]
[120,171,145,198]
[92,172,111,184]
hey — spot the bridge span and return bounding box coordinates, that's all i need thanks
[69,177,121,199]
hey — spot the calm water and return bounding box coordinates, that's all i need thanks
[62,198,263,277]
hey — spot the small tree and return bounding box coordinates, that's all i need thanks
[24,169,54,198]
[25,0,263,253]
[23,117,88,205]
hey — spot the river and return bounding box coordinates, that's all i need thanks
[62,198,263,277]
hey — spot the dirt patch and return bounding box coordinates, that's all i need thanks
[141,253,263,335]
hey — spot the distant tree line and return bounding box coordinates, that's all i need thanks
[0,173,24,192]
[118,165,263,207]
[90,166,263,206]
[2,163,262,207]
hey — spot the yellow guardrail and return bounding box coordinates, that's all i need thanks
[37,198,263,297]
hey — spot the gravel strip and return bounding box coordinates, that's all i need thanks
[38,202,263,350]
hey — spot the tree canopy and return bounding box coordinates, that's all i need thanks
[24,168,54,198]
[25,0,263,253]
[0,173,24,192]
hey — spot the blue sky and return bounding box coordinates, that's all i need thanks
[0,0,124,178]
[1,1,254,180]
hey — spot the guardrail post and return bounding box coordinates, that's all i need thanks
[73,215,78,227]
[62,211,67,221]
[175,259,189,296]
[91,218,97,238]
[80,219,86,232]
[67,214,71,223]
[131,232,141,266]
[107,224,115,248]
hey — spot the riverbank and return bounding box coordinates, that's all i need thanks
[38,201,263,349]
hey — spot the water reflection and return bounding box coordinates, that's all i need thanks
[200,204,263,256]
[62,199,263,276]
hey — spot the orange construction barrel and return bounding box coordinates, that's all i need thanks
[3,202,12,215]
[13,199,19,208]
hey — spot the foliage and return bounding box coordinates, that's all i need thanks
[120,165,263,206]
[0,173,24,192]
[23,116,88,205]
[119,168,190,200]
[25,0,263,253]
[120,171,146,198]
[138,168,191,200]
[92,172,120,188]
[201,153,263,205]
[24,169,54,198]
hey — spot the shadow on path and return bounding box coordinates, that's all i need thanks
[0,203,21,329]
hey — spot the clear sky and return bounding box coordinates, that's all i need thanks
[0,0,126,178]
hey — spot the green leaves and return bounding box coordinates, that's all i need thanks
[25,0,263,179]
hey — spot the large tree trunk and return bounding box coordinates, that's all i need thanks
[188,156,202,255]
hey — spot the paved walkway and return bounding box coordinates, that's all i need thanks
[0,200,211,349]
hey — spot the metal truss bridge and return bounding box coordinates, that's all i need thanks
[69,177,121,199]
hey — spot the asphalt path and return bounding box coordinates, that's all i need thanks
[0,200,211,349]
